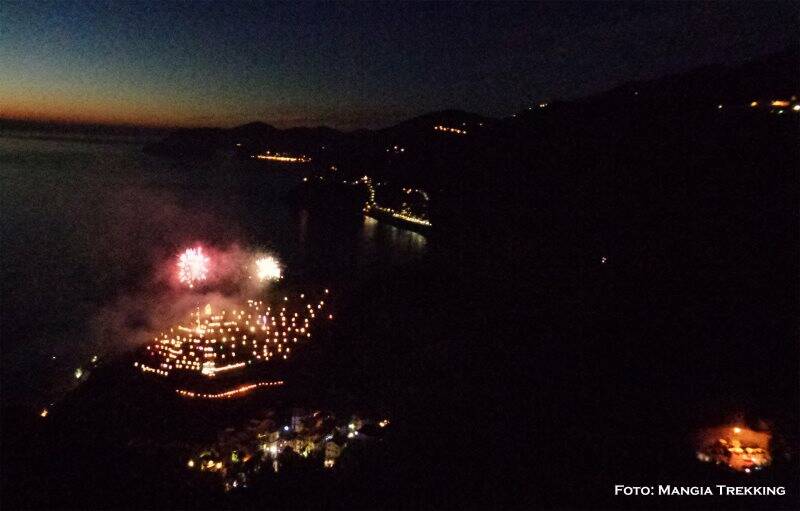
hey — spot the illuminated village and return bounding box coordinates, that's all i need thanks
[361,176,432,228]
[253,151,311,163]
[186,410,391,490]
[751,97,800,113]
[718,96,800,114]
[695,424,772,473]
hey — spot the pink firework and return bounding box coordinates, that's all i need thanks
[177,247,209,288]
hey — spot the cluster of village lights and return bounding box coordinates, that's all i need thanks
[732,97,800,113]
[433,125,467,135]
[253,152,311,163]
[361,176,432,227]
[185,411,390,486]
[696,424,772,473]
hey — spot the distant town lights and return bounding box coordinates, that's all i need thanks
[254,153,310,163]
[433,125,467,135]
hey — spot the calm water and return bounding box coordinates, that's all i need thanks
[0,133,426,406]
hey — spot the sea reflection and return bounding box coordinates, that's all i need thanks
[361,215,427,252]
[298,209,309,244]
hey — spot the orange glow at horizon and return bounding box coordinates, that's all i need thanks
[0,87,406,130]
[0,94,210,128]
[1,108,182,128]
[0,69,418,130]
[0,80,253,128]
[0,101,364,130]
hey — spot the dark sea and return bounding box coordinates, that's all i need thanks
[0,131,426,407]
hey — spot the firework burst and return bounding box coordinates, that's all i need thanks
[255,256,282,282]
[177,247,209,288]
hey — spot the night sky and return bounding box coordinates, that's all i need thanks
[1,1,796,129]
